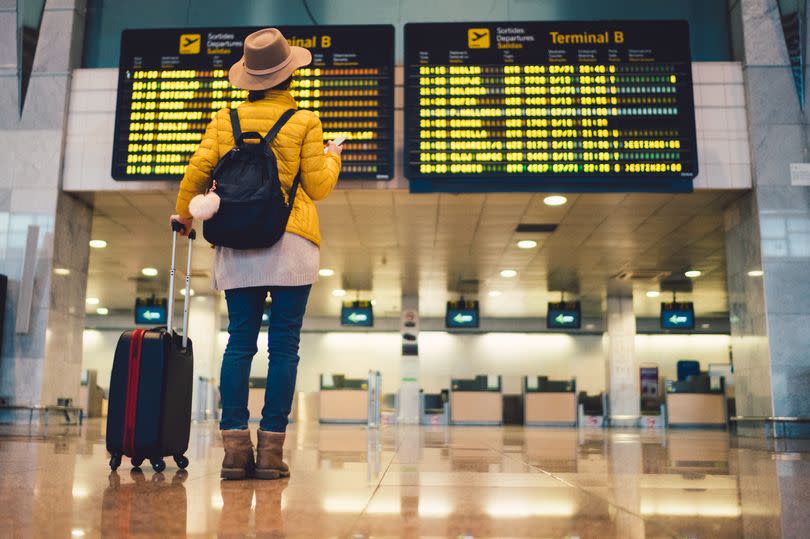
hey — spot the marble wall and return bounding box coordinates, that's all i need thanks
[726,0,810,436]
[0,0,92,414]
[606,294,640,426]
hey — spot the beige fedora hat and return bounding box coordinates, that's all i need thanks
[229,28,312,90]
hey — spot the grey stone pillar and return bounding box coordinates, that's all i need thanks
[398,294,420,424]
[606,292,640,426]
[725,0,810,436]
[0,0,92,412]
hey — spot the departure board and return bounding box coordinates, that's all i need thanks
[112,25,394,180]
[405,21,697,192]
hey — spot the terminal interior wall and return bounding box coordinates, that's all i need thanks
[82,329,731,396]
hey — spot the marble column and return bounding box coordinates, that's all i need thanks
[398,294,420,425]
[0,0,92,413]
[725,0,810,437]
[606,292,640,426]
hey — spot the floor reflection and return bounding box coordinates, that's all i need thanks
[0,420,808,537]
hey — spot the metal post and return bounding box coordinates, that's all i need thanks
[367,370,375,428]
[375,371,382,426]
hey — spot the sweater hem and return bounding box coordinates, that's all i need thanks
[212,272,318,291]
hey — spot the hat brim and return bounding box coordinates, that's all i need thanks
[228,46,312,91]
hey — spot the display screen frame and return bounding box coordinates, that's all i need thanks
[112,24,396,181]
[546,301,582,330]
[445,300,481,329]
[134,303,167,325]
[341,301,374,327]
[404,20,697,193]
[660,301,695,330]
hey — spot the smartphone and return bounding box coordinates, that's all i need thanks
[325,136,347,153]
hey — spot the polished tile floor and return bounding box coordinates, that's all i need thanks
[1,420,809,538]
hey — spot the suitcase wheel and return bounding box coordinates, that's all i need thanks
[173,455,189,470]
[109,454,122,471]
[131,457,144,469]
[151,458,166,473]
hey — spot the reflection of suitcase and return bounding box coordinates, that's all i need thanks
[101,470,188,535]
[106,222,196,472]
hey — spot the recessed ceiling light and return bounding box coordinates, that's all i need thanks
[180,288,195,297]
[488,290,502,297]
[89,240,107,249]
[319,268,335,277]
[141,267,158,277]
[332,289,346,297]
[500,269,518,278]
[86,297,100,305]
[54,267,70,276]
[517,239,538,249]
[96,307,109,316]
[543,195,567,206]
[684,270,702,278]
[747,270,764,277]
[645,291,661,298]
[71,530,86,538]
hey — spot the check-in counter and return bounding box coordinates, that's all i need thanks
[247,378,298,422]
[450,376,502,425]
[665,375,727,428]
[318,374,368,424]
[420,389,449,426]
[523,377,577,427]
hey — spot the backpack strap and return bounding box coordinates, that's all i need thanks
[229,108,242,142]
[262,109,298,145]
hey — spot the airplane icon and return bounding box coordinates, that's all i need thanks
[467,28,490,48]
[179,33,202,54]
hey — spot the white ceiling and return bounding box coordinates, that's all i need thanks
[85,188,744,321]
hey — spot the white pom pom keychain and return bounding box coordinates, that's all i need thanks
[189,180,220,221]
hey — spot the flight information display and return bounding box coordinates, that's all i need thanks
[404,21,697,192]
[113,25,394,180]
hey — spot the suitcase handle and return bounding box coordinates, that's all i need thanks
[168,220,195,348]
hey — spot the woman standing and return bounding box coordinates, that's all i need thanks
[170,28,341,480]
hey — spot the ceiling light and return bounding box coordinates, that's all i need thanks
[517,239,538,249]
[319,268,335,277]
[684,270,702,278]
[332,289,346,297]
[500,269,518,278]
[96,307,109,316]
[89,240,107,249]
[141,267,158,277]
[645,291,661,298]
[543,195,567,206]
[180,288,195,297]
[71,530,86,538]
[488,290,502,297]
[54,267,70,276]
[747,270,764,277]
[86,297,100,305]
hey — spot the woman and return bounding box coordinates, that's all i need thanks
[170,28,341,480]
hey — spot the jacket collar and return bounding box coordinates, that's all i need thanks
[259,90,298,109]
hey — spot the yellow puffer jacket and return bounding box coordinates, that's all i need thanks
[175,90,341,246]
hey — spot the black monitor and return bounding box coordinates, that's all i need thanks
[134,297,167,325]
[547,301,581,330]
[446,300,480,329]
[661,302,695,329]
[341,300,374,327]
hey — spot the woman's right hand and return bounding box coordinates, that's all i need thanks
[324,140,343,157]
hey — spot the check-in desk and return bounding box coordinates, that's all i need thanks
[318,374,369,424]
[665,375,727,429]
[450,376,502,425]
[247,377,298,422]
[523,377,577,427]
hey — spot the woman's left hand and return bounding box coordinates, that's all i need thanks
[169,215,193,236]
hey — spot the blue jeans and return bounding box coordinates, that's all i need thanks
[219,285,311,432]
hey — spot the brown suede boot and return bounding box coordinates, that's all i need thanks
[221,429,255,480]
[256,430,289,480]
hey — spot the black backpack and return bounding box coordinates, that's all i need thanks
[202,108,300,250]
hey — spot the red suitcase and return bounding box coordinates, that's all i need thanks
[106,222,196,472]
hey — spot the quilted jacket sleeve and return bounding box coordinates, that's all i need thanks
[175,114,220,218]
[299,112,341,201]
